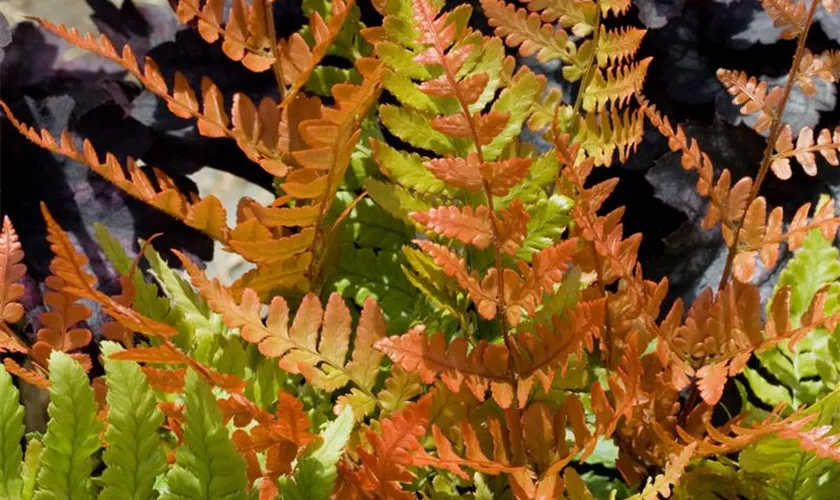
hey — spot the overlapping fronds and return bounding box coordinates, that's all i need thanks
[179,253,389,418]
[376,298,602,409]
[175,0,357,105]
[40,203,178,339]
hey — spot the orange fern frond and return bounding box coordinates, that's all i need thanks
[180,253,386,416]
[0,217,29,354]
[276,0,357,107]
[428,422,530,479]
[758,0,809,40]
[413,240,498,319]
[29,19,288,174]
[772,124,840,177]
[795,49,838,95]
[112,340,246,393]
[635,443,697,499]
[0,102,231,243]
[733,198,840,281]
[411,206,494,249]
[3,358,49,389]
[354,394,435,500]
[582,58,651,111]
[480,0,571,63]
[31,274,93,370]
[40,204,178,339]
[375,326,516,407]
[716,69,783,133]
[175,0,275,72]
[599,0,633,17]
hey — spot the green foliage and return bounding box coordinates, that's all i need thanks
[0,364,24,498]
[98,342,166,500]
[162,370,248,500]
[35,351,103,500]
[279,406,354,500]
[747,230,840,407]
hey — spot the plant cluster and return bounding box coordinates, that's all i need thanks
[1,0,840,498]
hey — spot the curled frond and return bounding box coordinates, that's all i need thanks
[716,69,783,133]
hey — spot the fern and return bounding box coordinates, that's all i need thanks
[98,342,167,500]
[162,369,248,500]
[278,406,354,500]
[0,363,24,498]
[34,351,103,500]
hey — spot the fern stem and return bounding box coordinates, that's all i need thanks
[569,7,602,136]
[264,0,286,101]
[718,0,820,289]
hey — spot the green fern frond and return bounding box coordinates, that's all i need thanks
[747,230,840,407]
[34,351,103,500]
[516,194,573,260]
[21,438,44,500]
[98,341,167,500]
[162,370,248,500]
[0,364,24,498]
[278,406,354,500]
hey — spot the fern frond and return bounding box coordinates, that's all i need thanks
[0,363,24,498]
[180,255,386,417]
[40,204,178,339]
[480,0,571,63]
[2,359,48,389]
[627,444,696,500]
[596,26,647,67]
[582,58,651,111]
[0,217,26,330]
[574,106,645,166]
[523,0,598,36]
[175,0,274,71]
[411,205,494,249]
[34,351,102,500]
[25,20,288,174]
[0,217,28,353]
[31,273,93,370]
[758,0,809,39]
[163,369,248,500]
[599,0,632,16]
[0,102,231,242]
[772,124,840,177]
[716,69,783,134]
[278,406,354,500]
[98,342,167,500]
[795,49,838,95]
[275,0,357,107]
